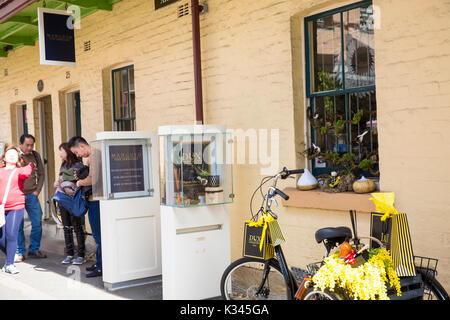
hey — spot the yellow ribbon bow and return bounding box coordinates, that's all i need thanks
[369,192,399,221]
[246,213,275,251]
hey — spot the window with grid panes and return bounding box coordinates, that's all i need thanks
[305,0,378,176]
[112,65,136,131]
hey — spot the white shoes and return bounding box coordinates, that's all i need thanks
[2,264,20,274]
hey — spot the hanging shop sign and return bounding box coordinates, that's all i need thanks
[37,8,76,67]
[155,0,179,10]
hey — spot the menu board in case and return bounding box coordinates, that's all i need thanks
[91,139,153,200]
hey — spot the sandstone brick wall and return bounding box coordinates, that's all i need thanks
[374,0,450,288]
[0,0,449,291]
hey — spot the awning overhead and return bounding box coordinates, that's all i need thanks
[0,0,120,58]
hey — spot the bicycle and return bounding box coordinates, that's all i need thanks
[220,167,449,300]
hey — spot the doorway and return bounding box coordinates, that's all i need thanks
[16,103,28,137]
[34,96,55,220]
[66,90,81,139]
[9,102,28,145]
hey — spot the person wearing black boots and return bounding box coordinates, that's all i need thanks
[54,143,86,265]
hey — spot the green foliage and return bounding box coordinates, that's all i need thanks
[317,70,338,119]
[342,153,355,161]
[334,119,345,132]
[358,159,372,171]
[317,70,336,92]
[352,109,364,124]
[198,170,210,177]
[340,153,356,175]
[308,70,378,177]
[327,151,340,163]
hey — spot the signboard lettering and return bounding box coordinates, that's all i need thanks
[109,145,145,193]
[155,0,179,10]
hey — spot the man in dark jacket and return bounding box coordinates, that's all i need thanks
[68,136,102,278]
[15,134,47,262]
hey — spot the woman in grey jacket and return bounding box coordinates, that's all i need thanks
[54,143,86,265]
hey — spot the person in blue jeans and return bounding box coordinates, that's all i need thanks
[68,136,102,278]
[15,134,47,261]
[86,200,101,274]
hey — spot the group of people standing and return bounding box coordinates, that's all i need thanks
[0,134,102,278]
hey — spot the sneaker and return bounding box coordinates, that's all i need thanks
[14,254,25,263]
[2,264,20,274]
[86,263,97,272]
[72,257,85,265]
[86,268,102,278]
[61,256,74,264]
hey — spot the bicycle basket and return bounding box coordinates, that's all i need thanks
[414,255,439,300]
[414,255,438,278]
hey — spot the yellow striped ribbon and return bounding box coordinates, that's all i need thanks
[246,213,274,251]
[369,192,399,221]
[391,212,416,277]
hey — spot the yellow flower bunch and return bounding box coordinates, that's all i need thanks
[312,248,401,300]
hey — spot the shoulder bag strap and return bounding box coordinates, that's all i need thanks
[2,168,18,205]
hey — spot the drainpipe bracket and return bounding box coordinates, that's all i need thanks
[199,3,208,14]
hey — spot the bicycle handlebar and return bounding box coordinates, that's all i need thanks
[280,167,304,179]
[259,167,305,219]
[274,188,289,201]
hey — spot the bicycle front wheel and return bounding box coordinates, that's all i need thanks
[302,287,348,300]
[220,257,289,300]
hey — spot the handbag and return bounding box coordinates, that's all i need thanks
[243,214,276,260]
[52,188,89,217]
[390,212,416,277]
[243,221,274,260]
[0,168,18,228]
[369,192,416,277]
[370,212,392,249]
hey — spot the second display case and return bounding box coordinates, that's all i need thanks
[159,125,233,208]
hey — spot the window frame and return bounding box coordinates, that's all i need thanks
[111,64,136,131]
[304,0,377,176]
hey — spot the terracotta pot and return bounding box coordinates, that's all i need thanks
[352,179,376,194]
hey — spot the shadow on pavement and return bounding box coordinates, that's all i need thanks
[0,219,162,300]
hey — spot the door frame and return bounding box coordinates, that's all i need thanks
[33,95,55,220]
[65,89,82,139]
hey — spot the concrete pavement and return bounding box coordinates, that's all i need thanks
[0,218,162,300]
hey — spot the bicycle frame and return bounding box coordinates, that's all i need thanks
[275,245,298,299]
[244,169,449,301]
[253,172,299,299]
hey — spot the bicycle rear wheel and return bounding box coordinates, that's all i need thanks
[220,257,289,300]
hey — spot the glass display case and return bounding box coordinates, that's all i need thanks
[159,127,233,207]
[90,138,154,200]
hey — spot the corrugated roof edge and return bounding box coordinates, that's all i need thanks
[0,0,36,24]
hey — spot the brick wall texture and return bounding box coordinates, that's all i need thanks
[0,0,449,291]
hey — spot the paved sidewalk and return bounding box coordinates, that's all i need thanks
[0,219,162,300]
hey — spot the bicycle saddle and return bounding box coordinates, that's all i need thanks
[315,227,352,244]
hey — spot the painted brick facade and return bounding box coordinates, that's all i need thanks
[0,0,449,291]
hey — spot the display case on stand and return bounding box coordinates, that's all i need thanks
[158,124,233,299]
[90,131,161,291]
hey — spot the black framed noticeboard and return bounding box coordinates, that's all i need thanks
[109,144,145,194]
[96,139,153,200]
[37,8,76,66]
[155,0,179,10]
